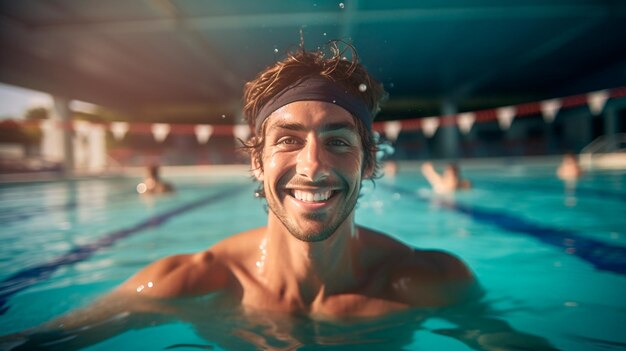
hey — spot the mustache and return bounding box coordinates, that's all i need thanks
[281,177,342,189]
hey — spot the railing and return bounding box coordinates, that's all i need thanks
[580,133,626,169]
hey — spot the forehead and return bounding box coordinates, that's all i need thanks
[264,101,356,131]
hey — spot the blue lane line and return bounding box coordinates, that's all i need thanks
[381,183,626,276]
[0,189,137,225]
[0,202,81,225]
[476,179,626,203]
[0,185,248,316]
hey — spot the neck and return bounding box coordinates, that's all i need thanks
[259,213,361,303]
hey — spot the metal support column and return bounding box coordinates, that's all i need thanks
[53,96,73,174]
[438,99,459,159]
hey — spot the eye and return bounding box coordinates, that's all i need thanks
[328,138,350,147]
[276,137,301,145]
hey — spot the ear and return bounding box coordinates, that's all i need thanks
[251,156,263,181]
[362,159,375,179]
[361,147,378,179]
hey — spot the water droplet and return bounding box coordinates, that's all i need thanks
[273,48,278,53]
[147,281,153,288]
[339,2,345,9]
[358,83,367,92]
[323,32,327,36]
[136,183,147,194]
[332,100,336,103]
[313,3,317,6]
[221,114,226,119]
[564,301,578,307]
[136,285,144,293]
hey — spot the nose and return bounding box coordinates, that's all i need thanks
[296,136,329,181]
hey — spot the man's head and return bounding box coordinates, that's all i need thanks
[146,164,160,180]
[444,163,460,178]
[241,41,387,242]
[242,41,387,179]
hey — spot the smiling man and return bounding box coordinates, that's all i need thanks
[2,42,563,351]
[106,42,478,318]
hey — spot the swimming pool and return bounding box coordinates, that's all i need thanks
[0,162,625,350]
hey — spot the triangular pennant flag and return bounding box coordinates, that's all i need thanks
[72,120,91,137]
[383,121,402,142]
[587,90,609,115]
[421,117,439,138]
[194,124,214,144]
[39,119,55,131]
[496,106,516,130]
[457,112,476,135]
[151,123,171,143]
[110,122,129,140]
[540,99,561,123]
[233,124,251,142]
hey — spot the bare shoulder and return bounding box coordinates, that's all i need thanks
[116,227,266,298]
[210,227,265,256]
[392,248,479,307]
[358,227,478,307]
[417,249,473,280]
[116,250,229,298]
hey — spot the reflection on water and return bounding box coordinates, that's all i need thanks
[3,293,559,351]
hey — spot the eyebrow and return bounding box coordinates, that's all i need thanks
[272,121,357,133]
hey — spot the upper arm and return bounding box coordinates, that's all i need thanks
[421,163,441,185]
[391,250,480,307]
[431,251,473,281]
[117,251,230,298]
[3,253,229,348]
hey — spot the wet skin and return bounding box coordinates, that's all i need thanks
[1,102,559,350]
[112,101,477,318]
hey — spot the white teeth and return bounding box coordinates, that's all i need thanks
[293,190,332,202]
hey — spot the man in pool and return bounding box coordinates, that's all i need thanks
[3,41,562,351]
[112,41,478,317]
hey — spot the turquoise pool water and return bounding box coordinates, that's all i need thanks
[0,164,625,350]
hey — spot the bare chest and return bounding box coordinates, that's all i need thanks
[237,281,408,318]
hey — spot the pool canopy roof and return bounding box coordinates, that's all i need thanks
[1,0,626,123]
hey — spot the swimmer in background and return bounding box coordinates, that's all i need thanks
[137,164,175,195]
[557,152,583,182]
[383,159,398,177]
[421,161,472,194]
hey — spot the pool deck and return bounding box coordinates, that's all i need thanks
[1,154,625,185]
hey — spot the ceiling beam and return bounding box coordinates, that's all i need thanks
[145,0,241,93]
[26,5,623,34]
[0,4,208,105]
[450,16,605,100]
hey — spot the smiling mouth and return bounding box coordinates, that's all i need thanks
[290,189,337,203]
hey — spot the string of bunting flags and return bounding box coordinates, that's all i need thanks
[18,86,626,144]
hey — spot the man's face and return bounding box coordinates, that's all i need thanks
[256,101,367,242]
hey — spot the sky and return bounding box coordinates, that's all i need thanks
[0,82,52,120]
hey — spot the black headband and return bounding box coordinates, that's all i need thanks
[255,76,372,133]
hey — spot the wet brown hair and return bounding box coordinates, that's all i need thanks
[241,40,387,179]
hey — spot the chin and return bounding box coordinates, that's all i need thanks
[288,224,337,243]
[289,229,334,243]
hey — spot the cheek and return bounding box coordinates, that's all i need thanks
[333,153,364,178]
[263,150,287,172]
